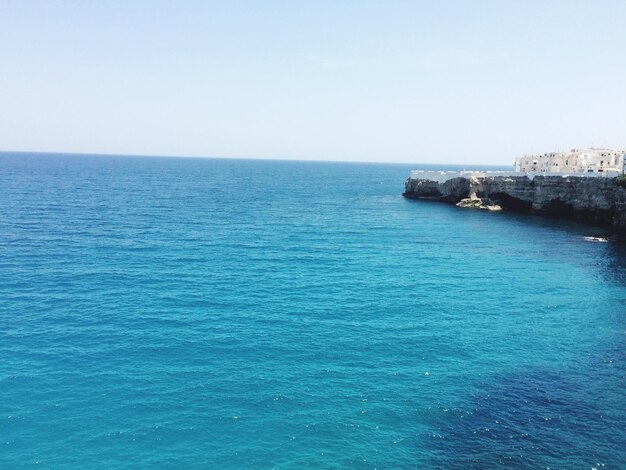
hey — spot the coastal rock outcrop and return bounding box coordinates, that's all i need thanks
[456,195,502,211]
[403,175,626,233]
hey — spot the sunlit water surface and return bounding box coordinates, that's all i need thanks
[1,153,625,468]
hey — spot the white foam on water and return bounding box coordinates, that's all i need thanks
[583,236,608,242]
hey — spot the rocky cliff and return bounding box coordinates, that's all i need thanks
[404,175,626,232]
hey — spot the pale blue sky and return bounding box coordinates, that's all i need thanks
[1,1,625,164]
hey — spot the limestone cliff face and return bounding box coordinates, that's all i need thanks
[614,186,626,231]
[403,175,626,232]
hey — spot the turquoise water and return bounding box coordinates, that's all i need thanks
[1,153,625,468]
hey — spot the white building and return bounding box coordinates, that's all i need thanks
[515,148,625,176]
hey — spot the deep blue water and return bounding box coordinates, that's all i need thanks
[1,153,625,468]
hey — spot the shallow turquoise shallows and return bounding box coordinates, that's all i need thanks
[1,153,625,468]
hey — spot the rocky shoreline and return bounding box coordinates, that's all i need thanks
[403,175,626,234]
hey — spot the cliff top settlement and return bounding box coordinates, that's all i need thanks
[514,147,626,176]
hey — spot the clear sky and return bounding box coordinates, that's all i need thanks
[1,1,625,164]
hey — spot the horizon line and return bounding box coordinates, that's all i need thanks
[0,149,512,168]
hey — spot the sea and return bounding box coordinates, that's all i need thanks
[1,152,625,469]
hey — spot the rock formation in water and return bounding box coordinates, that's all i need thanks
[403,175,626,232]
[456,194,502,211]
